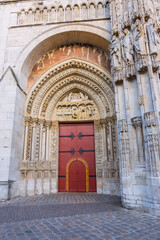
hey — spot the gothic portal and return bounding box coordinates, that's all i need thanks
[0,0,160,216]
[21,44,119,195]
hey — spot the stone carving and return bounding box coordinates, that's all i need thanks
[146,19,160,56]
[89,3,96,19]
[122,28,134,64]
[144,0,154,21]
[122,26,136,79]
[97,3,104,18]
[133,18,148,73]
[133,19,146,55]
[65,5,72,21]
[114,69,124,84]
[35,8,41,22]
[57,6,64,22]
[111,34,121,70]
[118,120,130,174]
[144,112,160,177]
[16,2,108,26]
[55,91,99,120]
[27,59,114,117]
[42,8,48,22]
[81,4,87,19]
[18,10,26,25]
[49,7,56,22]
[73,5,80,20]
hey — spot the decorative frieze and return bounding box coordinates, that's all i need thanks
[16,2,109,27]
[55,91,99,121]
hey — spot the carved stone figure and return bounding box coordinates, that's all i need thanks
[111,35,121,70]
[65,5,72,21]
[55,91,99,120]
[133,19,146,56]
[146,19,159,56]
[122,28,134,64]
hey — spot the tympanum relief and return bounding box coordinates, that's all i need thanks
[55,91,99,121]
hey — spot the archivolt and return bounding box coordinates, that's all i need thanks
[25,59,115,120]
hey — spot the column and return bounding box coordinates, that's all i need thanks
[23,116,31,161]
[31,119,37,161]
[132,116,144,166]
[39,119,45,161]
[45,121,52,161]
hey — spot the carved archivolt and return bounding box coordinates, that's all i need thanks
[25,59,114,119]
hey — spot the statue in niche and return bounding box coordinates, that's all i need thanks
[49,7,56,22]
[111,34,121,70]
[19,10,26,25]
[89,4,95,19]
[87,105,95,118]
[122,28,134,64]
[65,6,72,21]
[97,3,104,18]
[79,104,86,119]
[73,5,80,20]
[57,7,64,22]
[144,0,154,16]
[35,9,41,22]
[81,4,87,19]
[146,18,160,56]
[133,19,146,56]
[28,9,33,24]
[72,106,78,119]
[42,8,48,22]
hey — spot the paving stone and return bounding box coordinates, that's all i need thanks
[0,194,160,240]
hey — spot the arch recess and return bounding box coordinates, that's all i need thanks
[14,24,111,91]
[25,59,114,120]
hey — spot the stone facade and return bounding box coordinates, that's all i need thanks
[0,0,160,215]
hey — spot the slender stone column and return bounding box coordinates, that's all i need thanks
[23,117,31,161]
[100,119,107,163]
[45,121,52,161]
[132,116,144,165]
[31,119,38,161]
[39,119,45,161]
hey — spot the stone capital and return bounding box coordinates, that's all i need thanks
[45,120,52,128]
[131,116,142,129]
[24,116,32,126]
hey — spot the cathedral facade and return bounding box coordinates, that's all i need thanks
[0,0,160,215]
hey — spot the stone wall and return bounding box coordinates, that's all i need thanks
[110,0,160,215]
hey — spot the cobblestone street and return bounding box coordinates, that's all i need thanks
[0,193,160,240]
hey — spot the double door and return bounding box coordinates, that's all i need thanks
[58,123,96,192]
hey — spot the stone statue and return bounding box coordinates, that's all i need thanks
[133,19,146,56]
[122,28,134,64]
[146,19,160,55]
[111,34,121,70]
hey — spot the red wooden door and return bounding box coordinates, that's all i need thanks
[58,123,96,192]
[69,161,86,192]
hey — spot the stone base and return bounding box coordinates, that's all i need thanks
[0,181,9,201]
[121,195,160,216]
[103,180,120,196]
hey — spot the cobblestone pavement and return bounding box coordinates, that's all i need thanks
[0,194,160,240]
